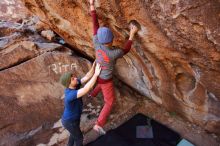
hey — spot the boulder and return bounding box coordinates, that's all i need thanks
[0,21,92,145]
[21,0,220,134]
[41,30,55,41]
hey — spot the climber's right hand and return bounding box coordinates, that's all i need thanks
[89,0,95,5]
[130,24,139,36]
[129,24,139,40]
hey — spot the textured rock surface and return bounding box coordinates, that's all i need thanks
[21,0,220,135]
[0,0,29,21]
[0,20,141,145]
[32,80,139,146]
[0,21,92,145]
[0,52,91,146]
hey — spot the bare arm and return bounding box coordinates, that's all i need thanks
[90,0,99,35]
[90,0,95,11]
[77,63,101,98]
[81,61,96,84]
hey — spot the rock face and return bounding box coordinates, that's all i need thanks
[0,20,140,145]
[0,21,92,145]
[21,0,220,135]
[0,0,29,21]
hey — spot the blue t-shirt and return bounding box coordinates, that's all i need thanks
[62,79,82,122]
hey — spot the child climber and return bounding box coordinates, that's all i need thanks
[60,62,101,146]
[89,0,139,134]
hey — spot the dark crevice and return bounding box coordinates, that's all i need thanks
[64,43,94,62]
[0,123,14,131]
[0,37,93,72]
[0,57,35,72]
[0,46,67,72]
[53,36,94,62]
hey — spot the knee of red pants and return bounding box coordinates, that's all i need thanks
[105,97,115,107]
[104,101,114,112]
[90,91,95,97]
[90,90,98,97]
[103,90,115,106]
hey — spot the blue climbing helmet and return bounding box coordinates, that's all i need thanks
[97,27,114,44]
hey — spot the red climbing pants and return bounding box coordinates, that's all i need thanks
[90,80,115,127]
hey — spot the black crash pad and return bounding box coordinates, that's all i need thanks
[86,113,181,146]
[86,114,181,146]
